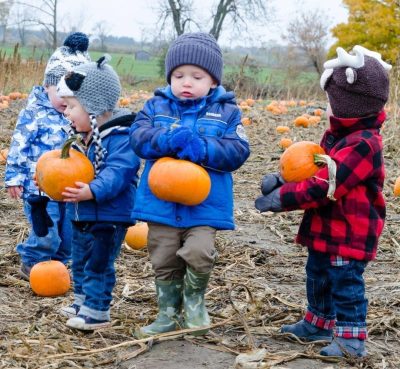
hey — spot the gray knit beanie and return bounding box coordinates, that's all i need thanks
[44,32,91,86]
[165,32,223,85]
[56,55,121,117]
[320,45,391,118]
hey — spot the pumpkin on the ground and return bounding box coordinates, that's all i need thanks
[148,157,211,206]
[36,137,94,201]
[125,222,149,250]
[394,177,400,196]
[276,126,290,134]
[30,260,70,297]
[0,148,8,164]
[279,137,293,150]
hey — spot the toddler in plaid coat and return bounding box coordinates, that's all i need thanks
[255,46,391,357]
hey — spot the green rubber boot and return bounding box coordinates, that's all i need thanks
[135,279,183,338]
[183,267,211,336]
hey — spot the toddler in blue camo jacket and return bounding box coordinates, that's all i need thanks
[5,32,91,280]
[130,32,250,338]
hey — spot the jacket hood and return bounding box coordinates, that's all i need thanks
[27,85,54,109]
[328,110,385,137]
[99,109,136,133]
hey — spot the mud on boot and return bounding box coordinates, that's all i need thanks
[183,267,211,336]
[135,279,183,338]
[280,319,333,341]
[320,337,367,357]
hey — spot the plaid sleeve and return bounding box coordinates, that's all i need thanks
[280,138,377,210]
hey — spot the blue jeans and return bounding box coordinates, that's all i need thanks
[16,199,72,266]
[306,249,368,330]
[71,222,127,321]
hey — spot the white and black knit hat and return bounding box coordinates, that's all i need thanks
[165,32,223,85]
[57,55,121,117]
[44,32,91,86]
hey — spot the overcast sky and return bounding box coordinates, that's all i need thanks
[55,0,348,47]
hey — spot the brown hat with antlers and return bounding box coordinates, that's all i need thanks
[320,46,392,118]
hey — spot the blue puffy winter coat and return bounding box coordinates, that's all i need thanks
[130,86,250,230]
[70,111,140,224]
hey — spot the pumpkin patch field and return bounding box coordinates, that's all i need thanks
[1,96,399,369]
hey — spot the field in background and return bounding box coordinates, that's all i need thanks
[0,44,320,98]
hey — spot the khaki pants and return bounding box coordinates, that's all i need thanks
[147,222,217,280]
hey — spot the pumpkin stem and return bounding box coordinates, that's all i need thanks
[314,154,337,201]
[60,136,80,159]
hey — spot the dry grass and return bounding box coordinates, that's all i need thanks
[0,45,46,95]
[0,96,399,369]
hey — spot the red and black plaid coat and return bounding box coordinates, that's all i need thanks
[280,111,386,261]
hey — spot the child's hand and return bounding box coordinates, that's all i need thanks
[255,187,282,213]
[7,186,23,199]
[169,126,206,163]
[261,172,285,195]
[62,182,94,202]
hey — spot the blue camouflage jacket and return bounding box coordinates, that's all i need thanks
[130,85,250,230]
[70,110,141,224]
[5,86,70,198]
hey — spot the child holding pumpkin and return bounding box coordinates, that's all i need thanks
[5,32,91,280]
[255,46,391,357]
[56,56,140,330]
[130,32,250,338]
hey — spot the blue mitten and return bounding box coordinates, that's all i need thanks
[27,194,54,237]
[261,172,285,195]
[170,126,206,163]
[169,126,194,151]
[255,187,283,212]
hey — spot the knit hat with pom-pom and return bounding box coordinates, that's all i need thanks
[44,32,91,86]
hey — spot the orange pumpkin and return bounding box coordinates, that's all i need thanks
[125,222,149,250]
[9,91,22,100]
[148,157,211,206]
[279,138,293,150]
[0,148,8,163]
[36,137,94,201]
[293,116,310,128]
[241,117,251,126]
[314,108,324,116]
[280,141,326,182]
[276,125,290,134]
[394,177,400,196]
[30,260,70,297]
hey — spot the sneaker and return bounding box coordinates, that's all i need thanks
[59,304,80,318]
[320,337,367,357]
[280,319,333,342]
[66,314,111,331]
[18,263,32,281]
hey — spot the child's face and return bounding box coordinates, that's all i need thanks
[46,85,67,113]
[170,65,217,100]
[63,97,91,133]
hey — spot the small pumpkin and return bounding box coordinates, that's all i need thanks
[293,116,310,128]
[125,222,149,250]
[148,157,211,206]
[279,137,293,150]
[280,141,326,182]
[30,260,70,297]
[280,141,337,200]
[36,137,94,201]
[0,148,8,163]
[394,177,400,196]
[241,117,251,126]
[9,91,22,100]
[276,125,290,134]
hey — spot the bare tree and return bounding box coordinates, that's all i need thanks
[157,0,196,36]
[209,0,268,40]
[9,3,32,46]
[0,0,13,44]
[284,9,330,76]
[92,21,111,52]
[156,0,271,40]
[15,0,60,48]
